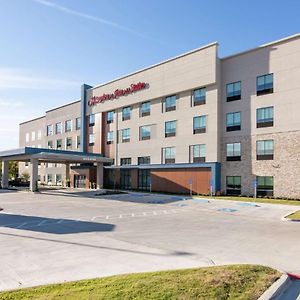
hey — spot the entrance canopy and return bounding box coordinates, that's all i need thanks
[0,147,112,164]
[0,147,112,192]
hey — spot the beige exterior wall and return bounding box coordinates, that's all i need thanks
[221,35,300,198]
[17,34,300,198]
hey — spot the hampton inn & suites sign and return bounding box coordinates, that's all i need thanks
[88,82,148,106]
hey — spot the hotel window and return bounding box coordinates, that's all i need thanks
[164,95,176,112]
[89,134,95,146]
[47,125,53,136]
[226,81,241,101]
[56,174,62,185]
[138,169,150,191]
[47,140,53,149]
[37,130,42,140]
[256,140,274,160]
[76,136,81,149]
[257,73,273,96]
[226,142,241,161]
[25,133,30,142]
[47,174,52,184]
[257,176,274,197]
[89,114,95,127]
[140,101,151,117]
[65,120,72,132]
[56,122,62,134]
[138,156,151,165]
[120,158,131,165]
[56,139,62,150]
[31,131,36,141]
[226,112,241,132]
[256,106,273,128]
[122,128,130,143]
[162,147,175,164]
[226,176,241,195]
[66,137,72,150]
[193,116,206,134]
[107,131,114,144]
[165,121,176,137]
[76,117,81,130]
[122,106,131,121]
[106,111,114,124]
[140,125,151,140]
[190,144,206,163]
[193,87,206,106]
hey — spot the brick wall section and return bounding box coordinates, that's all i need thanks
[221,131,300,199]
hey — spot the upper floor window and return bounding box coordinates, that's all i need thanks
[65,120,72,132]
[164,95,176,112]
[47,125,53,136]
[107,131,114,144]
[76,136,81,149]
[138,156,151,165]
[256,106,273,128]
[162,147,175,164]
[31,131,36,141]
[122,128,130,143]
[89,114,95,127]
[120,158,131,165]
[226,112,241,132]
[165,120,176,137]
[190,144,206,163]
[140,125,151,140]
[89,133,95,146]
[257,73,273,96]
[107,111,114,124]
[47,140,53,149]
[66,137,72,150]
[193,116,206,134]
[226,81,241,102]
[140,101,151,117]
[257,176,274,197]
[226,176,241,195]
[122,106,131,121]
[256,140,274,160]
[25,133,30,143]
[76,117,81,130]
[226,142,241,161]
[56,139,62,150]
[56,122,62,134]
[193,88,206,106]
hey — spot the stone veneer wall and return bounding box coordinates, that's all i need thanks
[221,131,300,199]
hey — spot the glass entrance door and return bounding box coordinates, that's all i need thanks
[74,175,86,188]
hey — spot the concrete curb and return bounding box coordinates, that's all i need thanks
[281,211,300,222]
[258,274,291,300]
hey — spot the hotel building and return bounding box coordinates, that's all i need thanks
[13,34,300,198]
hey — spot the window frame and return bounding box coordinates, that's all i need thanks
[165,120,176,137]
[65,120,72,132]
[226,112,241,132]
[162,147,175,164]
[122,106,131,121]
[190,144,206,163]
[256,140,274,160]
[89,133,95,146]
[226,176,241,195]
[140,101,151,117]
[226,81,241,102]
[226,142,241,161]
[256,73,273,96]
[106,131,114,144]
[193,115,206,134]
[139,125,151,141]
[164,95,177,112]
[192,87,206,106]
[106,111,114,124]
[122,128,130,143]
[256,106,274,128]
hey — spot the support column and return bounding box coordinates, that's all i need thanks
[96,162,104,190]
[29,158,38,192]
[1,160,9,189]
[65,163,70,187]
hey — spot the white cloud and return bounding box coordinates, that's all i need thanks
[33,0,148,39]
[0,68,79,90]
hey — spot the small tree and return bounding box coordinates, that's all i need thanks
[0,161,19,180]
[21,172,30,182]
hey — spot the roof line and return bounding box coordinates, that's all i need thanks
[19,115,45,126]
[45,99,80,113]
[89,41,218,91]
[221,33,300,60]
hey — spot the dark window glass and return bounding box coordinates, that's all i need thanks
[106,111,114,124]
[165,95,176,112]
[226,112,241,131]
[120,158,131,165]
[226,143,241,161]
[257,74,273,96]
[56,139,62,150]
[193,116,206,134]
[76,117,81,130]
[165,121,176,137]
[226,81,241,101]
[193,88,206,106]
[66,137,72,149]
[163,147,175,164]
[226,176,241,195]
[89,114,95,127]
[138,156,150,165]
[140,102,151,117]
[122,107,131,121]
[256,107,273,128]
[138,169,150,190]
[107,131,114,144]
[256,140,274,160]
[257,176,274,196]
[120,169,131,189]
[191,144,206,163]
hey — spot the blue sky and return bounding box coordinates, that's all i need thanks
[0,0,299,150]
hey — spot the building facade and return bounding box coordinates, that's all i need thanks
[19,34,300,198]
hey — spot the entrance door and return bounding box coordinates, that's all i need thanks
[74,175,86,188]
[120,170,131,190]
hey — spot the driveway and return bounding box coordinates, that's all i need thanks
[0,189,299,291]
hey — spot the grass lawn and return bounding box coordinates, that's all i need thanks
[194,195,300,206]
[286,210,300,220]
[0,265,280,300]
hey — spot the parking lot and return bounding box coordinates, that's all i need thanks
[0,188,299,291]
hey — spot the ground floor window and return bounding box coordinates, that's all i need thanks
[55,174,62,185]
[257,176,273,197]
[74,175,86,188]
[226,176,241,195]
[120,170,131,190]
[47,174,52,185]
[138,169,150,190]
